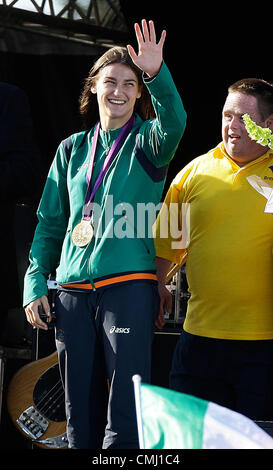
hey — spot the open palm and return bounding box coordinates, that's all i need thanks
[127,19,166,78]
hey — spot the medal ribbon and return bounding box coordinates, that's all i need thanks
[83,114,136,221]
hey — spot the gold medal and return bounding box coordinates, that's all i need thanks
[71,219,94,247]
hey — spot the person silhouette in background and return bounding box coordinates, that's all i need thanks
[0,82,39,343]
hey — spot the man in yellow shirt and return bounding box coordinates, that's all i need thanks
[154,78,273,420]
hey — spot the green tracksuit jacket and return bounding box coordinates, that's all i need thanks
[23,62,186,306]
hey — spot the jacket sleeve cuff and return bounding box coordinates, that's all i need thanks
[142,61,163,83]
[23,272,48,307]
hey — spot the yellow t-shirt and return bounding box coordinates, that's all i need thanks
[154,143,273,340]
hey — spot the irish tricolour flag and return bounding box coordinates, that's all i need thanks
[132,375,273,449]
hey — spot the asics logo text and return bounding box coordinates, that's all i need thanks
[109,326,130,334]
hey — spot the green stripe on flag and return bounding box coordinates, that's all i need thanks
[141,383,208,449]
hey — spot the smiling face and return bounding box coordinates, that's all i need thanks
[222,92,269,166]
[91,63,141,131]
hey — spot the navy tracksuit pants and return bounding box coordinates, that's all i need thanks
[54,280,159,449]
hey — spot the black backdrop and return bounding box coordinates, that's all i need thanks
[1,3,272,196]
[120,1,273,189]
[0,51,98,193]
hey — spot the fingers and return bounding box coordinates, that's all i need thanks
[127,21,147,61]
[25,296,50,330]
[128,19,165,77]
[165,290,173,315]
[149,20,156,43]
[159,295,166,318]
[134,22,144,50]
[158,29,167,48]
[156,285,172,329]
[134,19,165,46]
[155,297,164,329]
[41,295,52,322]
[127,44,138,62]
[141,19,150,42]
[158,285,173,314]
[156,312,165,330]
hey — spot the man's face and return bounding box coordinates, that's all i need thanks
[222,92,269,165]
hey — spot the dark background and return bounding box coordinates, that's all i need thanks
[1,2,271,196]
[122,2,272,189]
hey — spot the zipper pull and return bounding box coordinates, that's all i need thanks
[106,131,110,155]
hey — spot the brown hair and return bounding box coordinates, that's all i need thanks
[228,78,273,120]
[79,46,155,129]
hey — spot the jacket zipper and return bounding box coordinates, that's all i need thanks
[121,208,151,254]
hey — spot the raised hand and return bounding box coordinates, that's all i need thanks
[127,19,166,78]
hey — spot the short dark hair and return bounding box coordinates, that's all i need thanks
[228,78,273,120]
[79,46,154,129]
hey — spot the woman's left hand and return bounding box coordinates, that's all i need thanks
[127,19,166,78]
